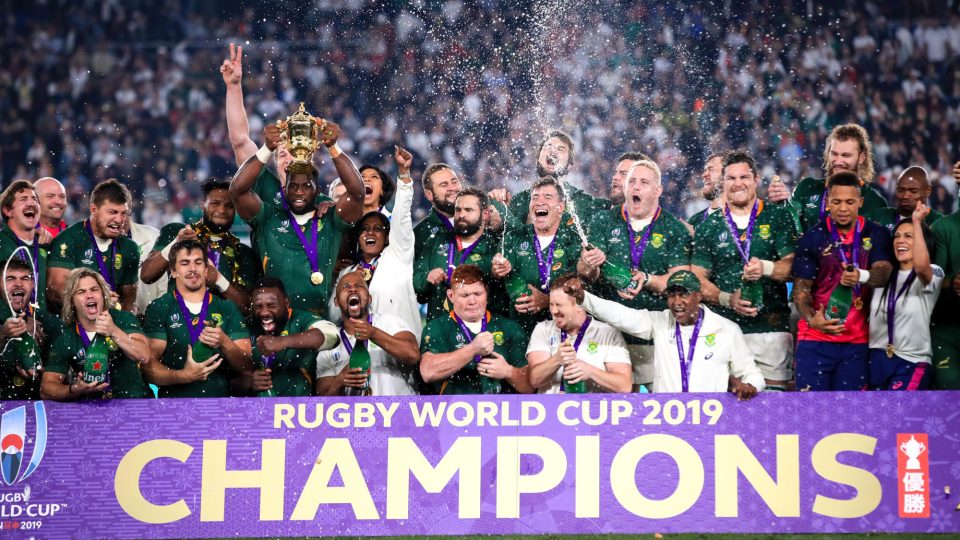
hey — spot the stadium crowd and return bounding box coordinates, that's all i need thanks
[0,0,959,400]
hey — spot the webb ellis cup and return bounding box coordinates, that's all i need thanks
[276,102,320,174]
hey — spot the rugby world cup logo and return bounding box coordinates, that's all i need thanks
[1,402,48,485]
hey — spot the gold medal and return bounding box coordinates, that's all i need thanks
[12,375,24,387]
[310,272,323,286]
[443,298,450,311]
[853,296,863,310]
[362,267,372,281]
[886,344,895,358]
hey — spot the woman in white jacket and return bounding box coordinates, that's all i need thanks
[328,147,422,342]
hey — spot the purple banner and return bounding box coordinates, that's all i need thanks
[0,393,957,538]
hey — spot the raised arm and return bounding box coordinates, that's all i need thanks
[390,146,416,262]
[229,126,279,221]
[322,122,365,224]
[581,292,654,340]
[221,43,258,165]
[912,202,933,285]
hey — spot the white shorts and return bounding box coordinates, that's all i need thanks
[743,332,794,382]
[626,343,655,390]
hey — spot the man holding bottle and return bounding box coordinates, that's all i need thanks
[141,239,252,397]
[691,151,799,391]
[577,159,692,392]
[792,172,893,391]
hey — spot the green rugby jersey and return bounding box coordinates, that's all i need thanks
[46,309,151,399]
[153,222,260,293]
[792,176,889,233]
[0,309,61,400]
[862,206,942,235]
[250,309,322,397]
[0,224,49,311]
[420,312,528,395]
[47,220,140,289]
[413,231,504,321]
[143,290,248,398]
[692,201,799,333]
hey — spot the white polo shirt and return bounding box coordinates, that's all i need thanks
[582,293,766,393]
[316,312,418,396]
[868,266,943,364]
[526,318,631,394]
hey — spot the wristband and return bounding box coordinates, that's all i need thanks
[327,143,343,158]
[255,144,272,164]
[858,269,870,284]
[761,259,775,277]
[215,273,231,293]
[160,242,173,261]
[718,291,733,308]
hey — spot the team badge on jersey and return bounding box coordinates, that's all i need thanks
[114,254,123,270]
[758,224,771,240]
[469,253,481,262]
[705,334,716,347]
[61,244,68,257]
[651,233,664,248]
[493,331,504,345]
[554,248,565,258]
[587,341,599,354]
[862,238,872,251]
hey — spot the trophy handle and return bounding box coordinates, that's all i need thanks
[276,119,288,131]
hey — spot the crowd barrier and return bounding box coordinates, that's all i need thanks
[0,392,955,538]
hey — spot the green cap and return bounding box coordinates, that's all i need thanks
[665,270,701,293]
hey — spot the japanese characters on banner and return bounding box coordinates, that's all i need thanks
[0,393,957,538]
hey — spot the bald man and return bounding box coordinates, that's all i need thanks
[34,177,68,238]
[864,166,942,234]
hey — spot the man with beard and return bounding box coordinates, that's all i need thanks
[245,277,338,397]
[415,188,504,321]
[577,160,692,392]
[792,173,893,391]
[316,271,420,396]
[604,152,649,208]
[0,259,61,399]
[526,274,632,394]
[864,166,942,234]
[47,179,140,312]
[141,180,259,312]
[230,123,365,315]
[41,268,152,400]
[492,130,604,230]
[767,124,888,233]
[492,177,583,333]
[420,264,532,395]
[580,270,764,397]
[691,152,800,391]
[34,177,67,239]
[687,152,727,229]
[0,181,50,310]
[414,163,463,256]
[142,240,252,398]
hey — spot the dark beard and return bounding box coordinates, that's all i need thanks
[434,198,456,216]
[455,221,481,237]
[537,163,567,178]
[202,214,230,234]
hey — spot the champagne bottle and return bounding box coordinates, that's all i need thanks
[563,373,587,394]
[505,273,529,302]
[824,283,853,323]
[602,261,639,291]
[479,365,501,394]
[256,355,276,398]
[344,339,372,396]
[82,335,110,386]
[192,317,220,364]
[15,333,40,379]
[740,277,764,312]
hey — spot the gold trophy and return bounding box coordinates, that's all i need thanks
[276,102,320,174]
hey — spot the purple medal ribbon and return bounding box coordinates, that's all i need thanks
[533,233,557,291]
[84,220,118,290]
[453,312,488,365]
[338,313,374,355]
[208,246,222,270]
[559,317,592,392]
[437,210,454,231]
[722,200,759,264]
[173,290,212,345]
[674,308,704,393]
[885,270,917,350]
[622,206,660,270]
[358,257,378,278]
[286,210,320,275]
[446,237,481,281]
[819,188,829,222]
[76,323,94,350]
[828,216,864,297]
[253,334,275,369]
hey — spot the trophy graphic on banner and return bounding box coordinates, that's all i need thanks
[899,435,926,470]
[276,102,321,174]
